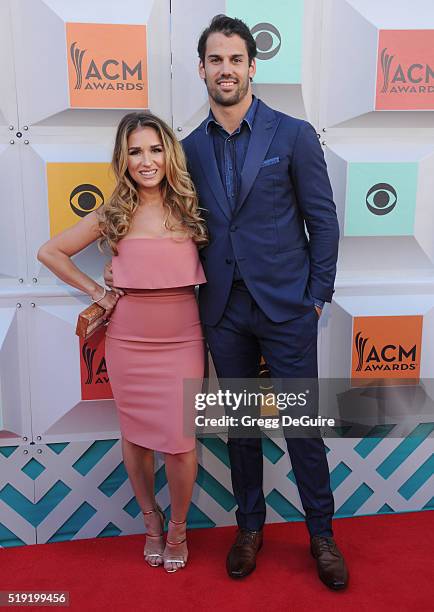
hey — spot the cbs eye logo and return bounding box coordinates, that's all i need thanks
[365,183,397,216]
[69,183,104,217]
[251,23,282,60]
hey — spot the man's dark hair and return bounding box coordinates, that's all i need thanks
[197,14,257,64]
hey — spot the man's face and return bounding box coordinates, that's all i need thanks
[199,32,256,107]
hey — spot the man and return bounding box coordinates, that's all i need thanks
[182,15,348,590]
[106,13,348,590]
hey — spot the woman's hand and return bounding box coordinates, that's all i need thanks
[91,288,120,319]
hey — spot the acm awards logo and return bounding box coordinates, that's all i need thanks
[82,342,108,384]
[366,183,397,216]
[354,331,417,373]
[380,47,434,95]
[79,326,113,400]
[251,23,282,60]
[66,23,148,108]
[70,41,145,93]
[352,315,423,384]
[376,30,434,110]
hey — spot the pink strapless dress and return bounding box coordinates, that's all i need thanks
[105,236,206,454]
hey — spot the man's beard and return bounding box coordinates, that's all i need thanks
[205,75,250,107]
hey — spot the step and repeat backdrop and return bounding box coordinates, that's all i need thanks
[0,0,433,547]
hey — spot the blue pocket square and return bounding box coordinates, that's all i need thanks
[261,156,280,167]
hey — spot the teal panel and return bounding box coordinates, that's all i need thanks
[354,425,396,458]
[196,465,236,511]
[287,470,296,484]
[336,483,374,516]
[331,426,353,437]
[262,437,285,464]
[72,440,118,476]
[423,498,434,510]
[265,488,305,521]
[345,162,418,237]
[377,423,434,479]
[46,443,69,455]
[123,497,141,518]
[47,502,97,543]
[97,522,122,538]
[0,522,26,547]
[330,462,352,491]
[0,446,18,458]
[98,463,128,497]
[187,501,216,528]
[155,465,167,494]
[21,458,46,480]
[198,437,230,468]
[398,454,434,500]
[0,481,71,527]
[162,501,216,528]
[226,0,303,84]
[378,503,395,513]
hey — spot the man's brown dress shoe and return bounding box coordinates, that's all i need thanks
[226,529,263,579]
[310,536,349,590]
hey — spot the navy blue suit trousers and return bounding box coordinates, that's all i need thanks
[205,285,334,537]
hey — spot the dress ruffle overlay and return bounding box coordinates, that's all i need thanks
[105,237,206,454]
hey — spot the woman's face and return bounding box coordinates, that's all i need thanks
[126,126,166,191]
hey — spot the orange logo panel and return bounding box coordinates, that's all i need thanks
[66,22,148,109]
[352,315,423,384]
[80,326,113,400]
[376,30,434,110]
[46,162,115,237]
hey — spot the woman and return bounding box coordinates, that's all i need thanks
[38,112,208,573]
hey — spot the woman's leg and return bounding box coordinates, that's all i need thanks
[121,438,164,565]
[163,447,197,571]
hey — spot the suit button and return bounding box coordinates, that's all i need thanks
[225,258,233,264]
[230,225,237,232]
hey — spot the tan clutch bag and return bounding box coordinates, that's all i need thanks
[75,302,106,340]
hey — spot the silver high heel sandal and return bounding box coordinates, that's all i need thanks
[143,504,165,567]
[163,518,188,573]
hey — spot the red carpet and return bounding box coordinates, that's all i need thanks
[0,512,433,611]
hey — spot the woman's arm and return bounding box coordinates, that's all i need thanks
[37,210,119,314]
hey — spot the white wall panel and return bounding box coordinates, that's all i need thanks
[11,0,171,127]
[21,143,113,284]
[320,294,434,437]
[171,0,223,135]
[0,300,31,443]
[321,0,434,128]
[27,297,118,444]
[0,0,18,128]
[343,0,434,28]
[326,143,434,278]
[322,0,378,127]
[0,145,27,284]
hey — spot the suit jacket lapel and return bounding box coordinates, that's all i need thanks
[194,126,232,221]
[235,103,280,215]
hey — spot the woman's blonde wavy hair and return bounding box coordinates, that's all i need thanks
[98,112,208,255]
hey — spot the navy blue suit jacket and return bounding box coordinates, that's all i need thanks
[182,99,339,326]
